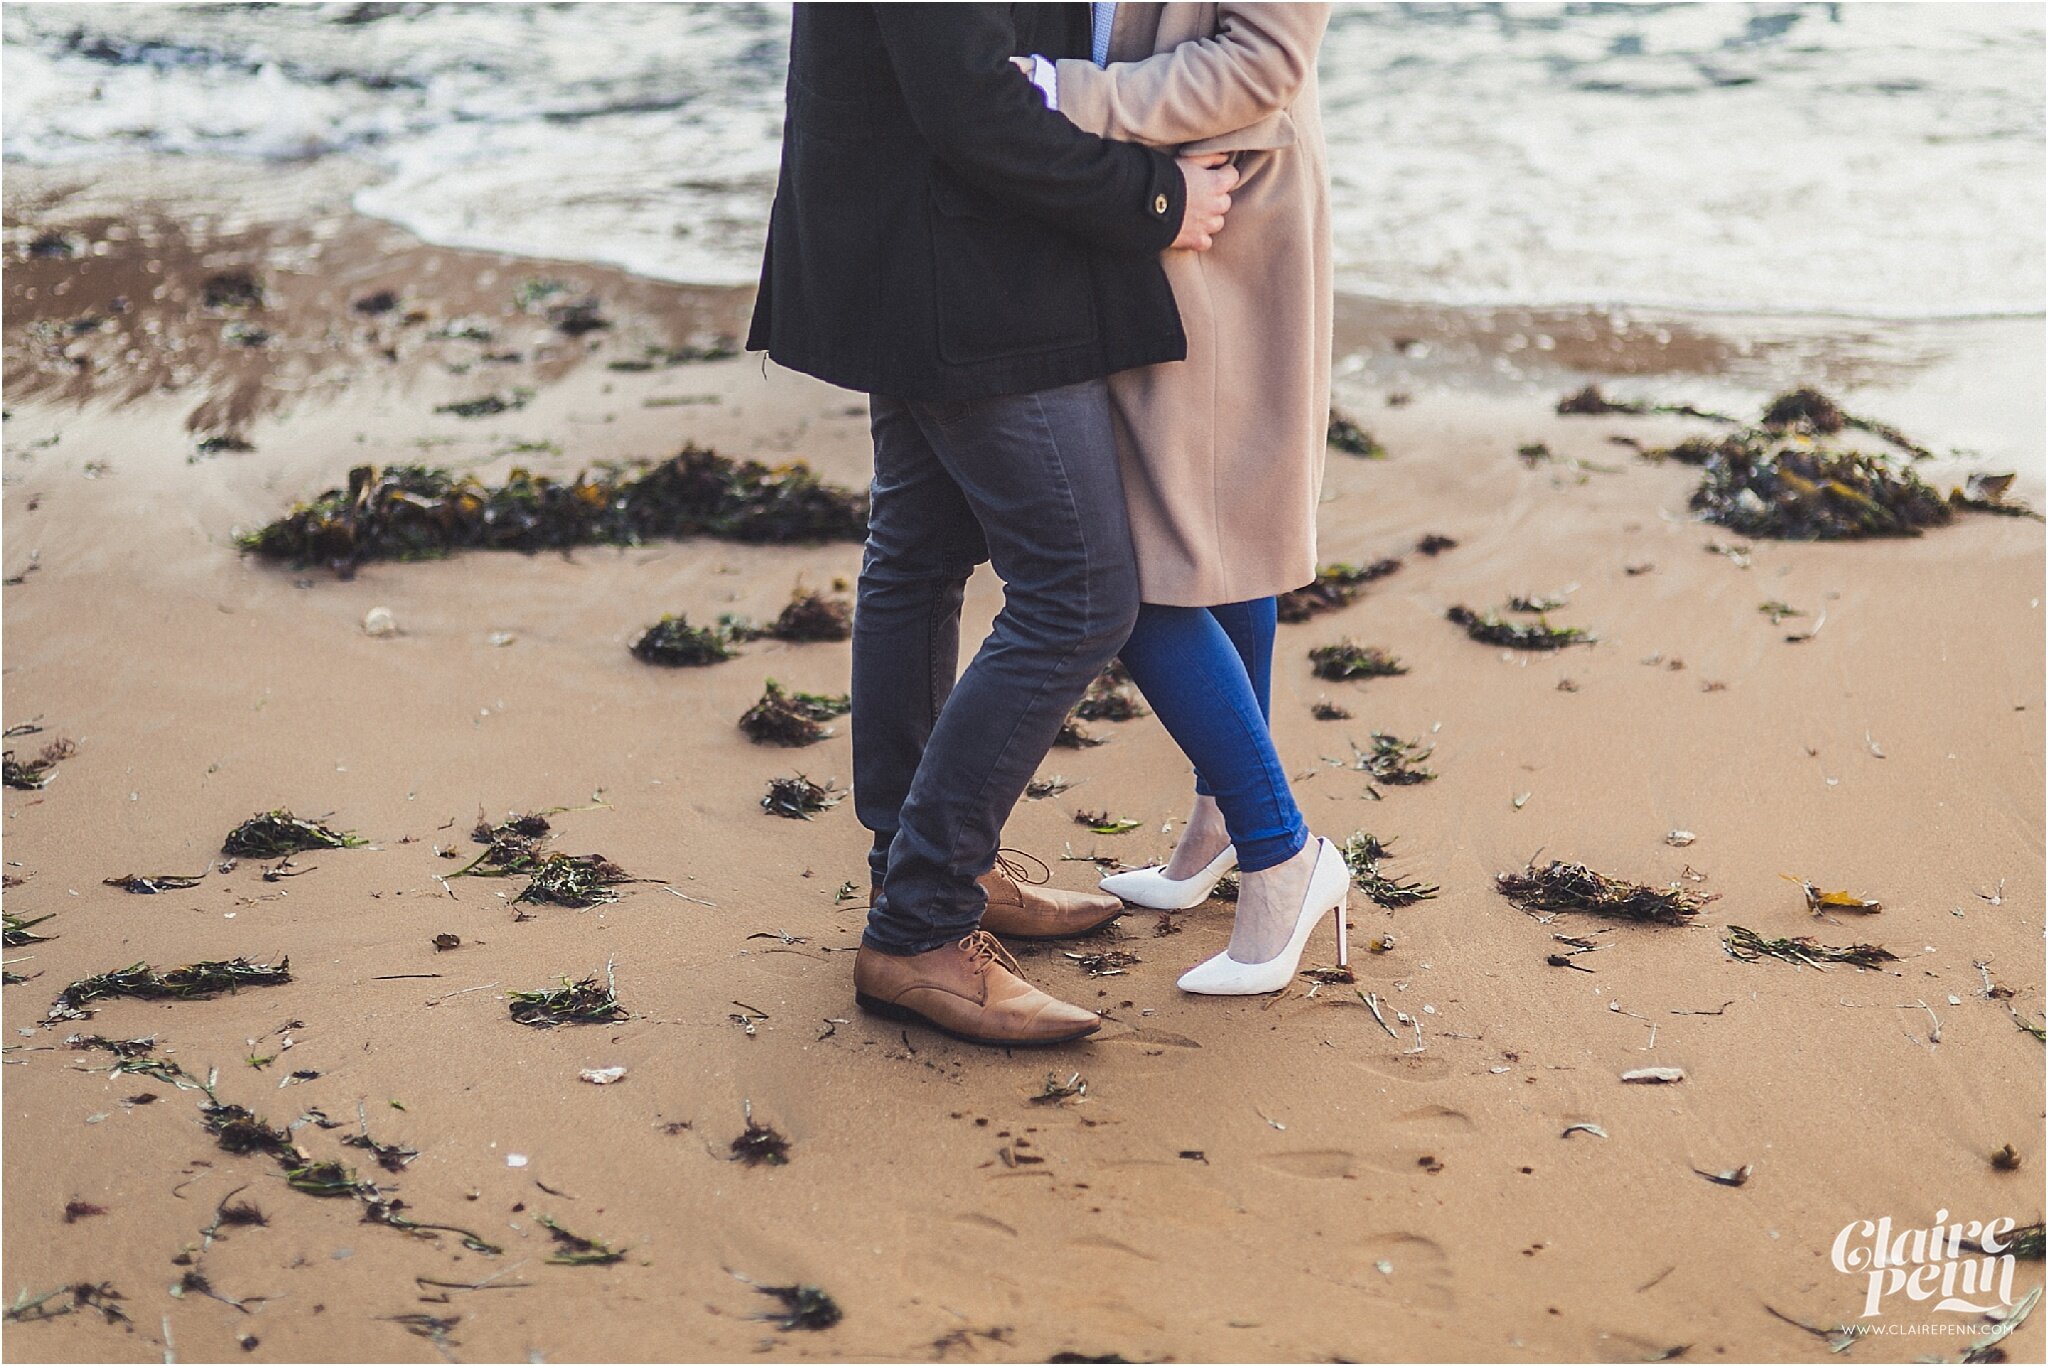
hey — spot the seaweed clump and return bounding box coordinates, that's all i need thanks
[1054,716,1106,748]
[4,912,57,947]
[1276,559,1402,623]
[1342,832,1437,909]
[1353,733,1436,787]
[1327,411,1385,459]
[343,1130,419,1174]
[1554,385,1736,424]
[102,872,204,894]
[452,813,632,909]
[731,1108,791,1167]
[762,589,852,643]
[456,812,551,876]
[1073,661,1149,722]
[1760,386,1937,461]
[632,614,740,667]
[762,775,845,820]
[538,1214,626,1266]
[754,1282,842,1331]
[1310,641,1408,681]
[222,811,365,858]
[1447,605,1593,650]
[1495,860,1703,926]
[4,1282,130,1326]
[49,958,292,1021]
[1677,431,1951,540]
[202,1102,298,1159]
[3,738,76,790]
[434,390,530,419]
[507,966,627,1028]
[1999,1223,2046,1260]
[740,680,850,747]
[1722,925,1898,971]
[238,446,868,575]
[517,854,632,909]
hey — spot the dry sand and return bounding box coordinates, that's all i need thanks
[2,164,2043,1364]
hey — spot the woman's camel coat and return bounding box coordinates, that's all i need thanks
[1055,3,1331,606]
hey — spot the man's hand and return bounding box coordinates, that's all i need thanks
[1172,153,1237,252]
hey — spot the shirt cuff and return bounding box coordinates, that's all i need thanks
[1029,54,1059,111]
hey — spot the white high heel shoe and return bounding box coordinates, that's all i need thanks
[1098,844,1237,911]
[1175,837,1349,996]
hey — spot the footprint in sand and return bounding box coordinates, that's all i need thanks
[903,1217,1027,1310]
[1332,1231,1456,1310]
[1259,1148,1362,1179]
[1098,1158,1247,1228]
[1093,1025,1204,1077]
[1390,1103,1475,1134]
[1260,1125,1467,1181]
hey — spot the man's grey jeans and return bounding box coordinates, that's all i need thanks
[853,379,1139,955]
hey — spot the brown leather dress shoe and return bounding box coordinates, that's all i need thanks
[854,931,1102,1046]
[867,853,1125,941]
[977,862,1125,939]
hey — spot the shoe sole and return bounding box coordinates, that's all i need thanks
[854,991,1101,1047]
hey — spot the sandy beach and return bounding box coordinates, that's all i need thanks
[3,158,2044,1365]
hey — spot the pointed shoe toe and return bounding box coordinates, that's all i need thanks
[1098,845,1237,910]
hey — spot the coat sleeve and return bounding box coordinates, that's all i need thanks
[1052,4,1329,148]
[872,3,1185,256]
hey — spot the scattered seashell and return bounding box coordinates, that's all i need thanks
[363,607,398,637]
[1562,1123,1609,1140]
[580,1066,628,1086]
[1665,830,1696,847]
[1620,1067,1686,1084]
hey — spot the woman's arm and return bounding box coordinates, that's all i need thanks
[1052,4,1329,148]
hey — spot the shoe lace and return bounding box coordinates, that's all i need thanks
[991,847,1050,887]
[957,929,1024,979]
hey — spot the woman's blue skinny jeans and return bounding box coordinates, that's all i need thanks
[1115,596,1311,873]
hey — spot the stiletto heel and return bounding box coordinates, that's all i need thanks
[1175,837,1349,996]
[1335,888,1350,969]
[1099,844,1237,911]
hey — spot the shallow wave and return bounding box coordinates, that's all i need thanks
[5,1,2041,316]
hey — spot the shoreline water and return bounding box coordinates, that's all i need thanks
[5,3,2042,317]
[3,152,2045,1364]
[7,156,2042,491]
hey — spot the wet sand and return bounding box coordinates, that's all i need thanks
[3,164,2043,1364]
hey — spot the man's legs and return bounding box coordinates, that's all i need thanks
[860,379,1140,955]
[851,395,989,892]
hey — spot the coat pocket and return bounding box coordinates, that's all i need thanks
[928,176,1098,365]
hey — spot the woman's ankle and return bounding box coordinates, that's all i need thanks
[1162,799,1230,878]
[1235,835,1316,885]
